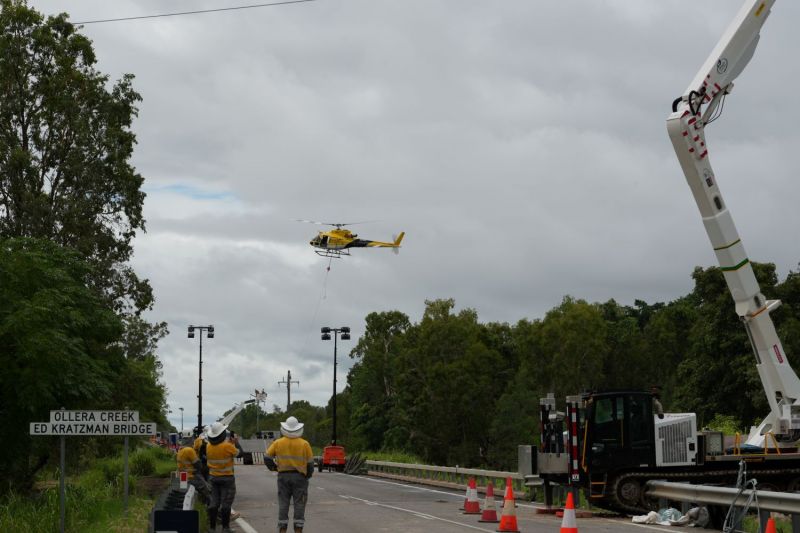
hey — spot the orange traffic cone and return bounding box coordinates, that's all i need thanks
[460,480,470,510]
[463,477,481,514]
[559,492,578,533]
[496,477,520,533]
[764,517,776,533]
[478,481,500,523]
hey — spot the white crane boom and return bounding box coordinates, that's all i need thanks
[666,0,800,447]
[217,399,256,428]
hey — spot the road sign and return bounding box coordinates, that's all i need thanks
[30,421,156,436]
[31,408,158,533]
[49,410,139,423]
[31,409,155,435]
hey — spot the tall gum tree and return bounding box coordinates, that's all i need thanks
[0,0,152,314]
[0,1,169,489]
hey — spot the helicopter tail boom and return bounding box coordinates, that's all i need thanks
[362,231,404,249]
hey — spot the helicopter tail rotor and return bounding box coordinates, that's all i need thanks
[392,232,404,255]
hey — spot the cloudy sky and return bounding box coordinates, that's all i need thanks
[28,0,800,431]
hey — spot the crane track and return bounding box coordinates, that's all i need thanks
[607,467,800,515]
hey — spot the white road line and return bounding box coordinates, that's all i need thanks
[339,474,661,531]
[235,516,260,533]
[356,474,544,510]
[338,494,496,532]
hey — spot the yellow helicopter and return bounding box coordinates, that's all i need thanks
[298,220,405,258]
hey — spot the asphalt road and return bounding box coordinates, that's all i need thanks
[224,465,681,533]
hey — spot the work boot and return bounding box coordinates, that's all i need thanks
[294,528,303,533]
[279,529,287,533]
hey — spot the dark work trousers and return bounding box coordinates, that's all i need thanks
[208,475,237,528]
[278,472,309,530]
[188,476,210,505]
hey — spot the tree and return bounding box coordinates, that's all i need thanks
[0,238,124,491]
[389,299,506,465]
[674,264,778,426]
[348,310,410,450]
[0,1,151,314]
[0,2,170,489]
[537,296,608,398]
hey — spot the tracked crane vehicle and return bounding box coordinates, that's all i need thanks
[533,0,800,515]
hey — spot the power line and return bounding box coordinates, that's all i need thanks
[73,0,316,25]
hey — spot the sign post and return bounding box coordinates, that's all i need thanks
[123,435,129,514]
[59,415,65,533]
[30,409,156,532]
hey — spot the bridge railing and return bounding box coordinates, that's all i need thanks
[365,460,527,498]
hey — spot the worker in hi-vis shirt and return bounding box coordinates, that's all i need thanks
[176,443,210,503]
[205,422,243,532]
[266,416,314,533]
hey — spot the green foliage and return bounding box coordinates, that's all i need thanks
[705,414,743,436]
[362,450,423,463]
[0,447,166,532]
[96,456,124,486]
[129,449,156,476]
[0,0,150,313]
[0,238,125,491]
[342,261,800,471]
[673,264,781,426]
[0,0,169,493]
[348,310,410,450]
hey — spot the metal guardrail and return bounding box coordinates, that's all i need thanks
[646,480,800,530]
[365,460,526,496]
[647,480,800,513]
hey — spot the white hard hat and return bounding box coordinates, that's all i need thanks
[207,422,228,439]
[280,416,304,438]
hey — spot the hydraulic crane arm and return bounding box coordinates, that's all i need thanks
[217,399,256,428]
[666,0,800,446]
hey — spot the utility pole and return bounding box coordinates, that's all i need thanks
[278,370,299,413]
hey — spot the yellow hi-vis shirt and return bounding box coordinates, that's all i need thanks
[206,441,239,477]
[193,436,204,452]
[266,436,313,475]
[177,446,199,479]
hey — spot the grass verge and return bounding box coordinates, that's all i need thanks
[0,444,177,532]
[361,450,424,464]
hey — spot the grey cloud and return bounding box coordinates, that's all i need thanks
[28,0,800,427]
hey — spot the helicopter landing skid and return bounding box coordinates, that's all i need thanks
[315,249,350,258]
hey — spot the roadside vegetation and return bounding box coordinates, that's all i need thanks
[3,3,800,531]
[0,445,176,532]
[0,0,171,498]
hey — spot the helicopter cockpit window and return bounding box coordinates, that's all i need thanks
[321,236,329,246]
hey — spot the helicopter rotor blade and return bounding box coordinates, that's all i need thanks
[295,219,379,228]
[295,219,334,226]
